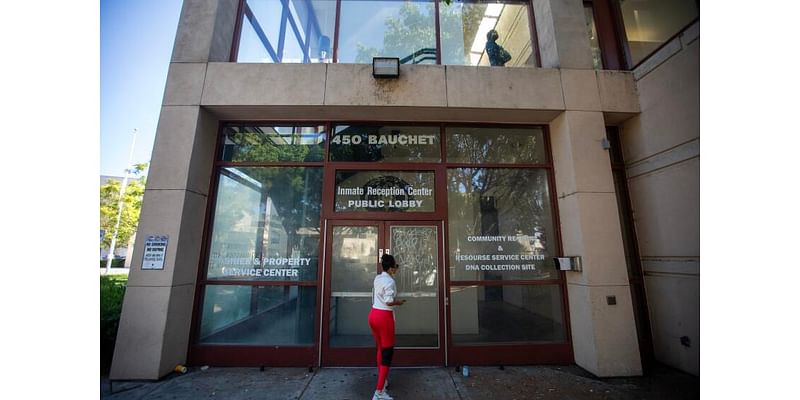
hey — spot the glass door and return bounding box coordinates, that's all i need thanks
[321,220,444,366]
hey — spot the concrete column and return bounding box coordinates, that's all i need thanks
[550,110,642,377]
[111,1,234,379]
[171,0,239,63]
[532,0,594,69]
[110,105,218,380]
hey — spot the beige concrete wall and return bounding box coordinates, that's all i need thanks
[620,21,700,376]
[551,111,642,377]
[532,0,594,69]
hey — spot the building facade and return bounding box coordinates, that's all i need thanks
[110,0,699,380]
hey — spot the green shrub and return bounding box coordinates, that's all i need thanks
[99,258,126,268]
[100,275,127,373]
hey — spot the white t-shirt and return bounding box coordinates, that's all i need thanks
[372,271,396,311]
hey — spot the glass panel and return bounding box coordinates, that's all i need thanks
[206,167,323,281]
[238,10,275,63]
[439,0,535,67]
[236,0,337,63]
[450,284,566,343]
[619,0,699,66]
[338,0,437,64]
[329,226,379,347]
[447,168,558,281]
[330,125,441,163]
[199,285,316,345]
[335,170,436,212]
[584,4,602,69]
[222,125,326,162]
[391,226,438,347]
[446,126,546,164]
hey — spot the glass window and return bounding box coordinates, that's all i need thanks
[447,168,558,281]
[450,284,566,343]
[619,0,699,66]
[329,226,378,347]
[199,285,316,345]
[236,0,337,63]
[446,126,546,164]
[206,167,323,281]
[390,225,439,347]
[337,0,437,64]
[584,4,602,69]
[335,170,435,212]
[330,125,440,162]
[439,0,535,67]
[222,125,326,162]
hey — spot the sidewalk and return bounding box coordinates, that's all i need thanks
[100,364,699,400]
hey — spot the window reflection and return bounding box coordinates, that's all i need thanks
[447,168,557,281]
[330,125,440,163]
[222,125,326,162]
[584,4,602,69]
[450,285,565,343]
[446,126,546,164]
[439,0,536,67]
[619,0,699,66]
[207,167,323,281]
[236,0,337,63]
[335,170,436,212]
[338,0,437,64]
[199,285,316,345]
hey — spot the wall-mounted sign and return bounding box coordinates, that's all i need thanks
[454,235,546,272]
[331,134,437,146]
[335,171,435,212]
[329,125,441,163]
[142,235,169,270]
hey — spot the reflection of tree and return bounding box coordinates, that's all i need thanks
[330,125,440,162]
[223,126,324,162]
[355,2,491,65]
[447,131,541,163]
[210,167,323,280]
[448,167,553,280]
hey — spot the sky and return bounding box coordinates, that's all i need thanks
[100,0,184,177]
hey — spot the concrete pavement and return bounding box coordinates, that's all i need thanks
[101,364,699,399]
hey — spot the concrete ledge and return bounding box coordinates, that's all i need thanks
[446,65,564,109]
[325,64,447,107]
[597,71,639,113]
[202,104,562,124]
[202,63,327,105]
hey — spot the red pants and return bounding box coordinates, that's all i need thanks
[368,308,395,390]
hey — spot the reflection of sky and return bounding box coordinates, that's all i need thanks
[338,2,399,62]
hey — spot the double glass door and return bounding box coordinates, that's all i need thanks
[321,220,445,366]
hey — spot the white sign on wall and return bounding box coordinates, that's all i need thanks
[142,235,169,270]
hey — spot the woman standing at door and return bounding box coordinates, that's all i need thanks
[369,254,406,400]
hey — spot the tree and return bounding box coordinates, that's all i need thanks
[355,1,486,65]
[100,164,147,255]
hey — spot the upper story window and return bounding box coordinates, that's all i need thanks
[235,0,336,63]
[233,0,537,67]
[618,0,699,67]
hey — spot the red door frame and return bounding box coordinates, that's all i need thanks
[320,220,446,366]
[188,122,574,368]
